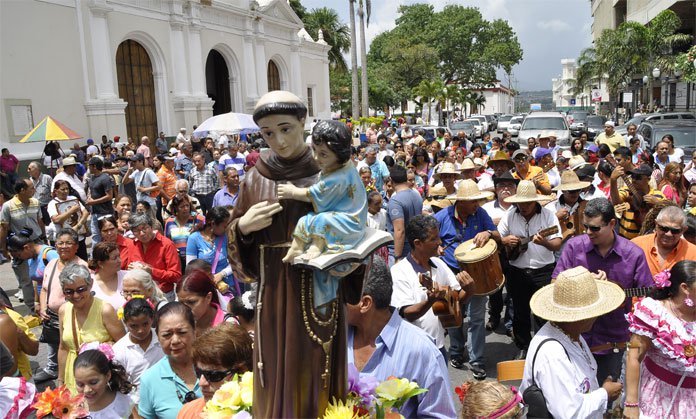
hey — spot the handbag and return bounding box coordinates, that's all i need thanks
[522,338,569,418]
[39,261,60,345]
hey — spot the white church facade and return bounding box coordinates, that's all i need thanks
[1,0,331,159]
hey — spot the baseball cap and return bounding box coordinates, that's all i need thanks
[87,138,94,145]
[604,121,615,127]
[628,164,652,177]
[130,153,145,162]
[535,148,552,159]
[512,149,529,161]
[587,144,599,153]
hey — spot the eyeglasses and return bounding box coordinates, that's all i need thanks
[176,388,197,404]
[194,366,234,383]
[63,286,89,297]
[657,224,683,235]
[582,223,606,232]
[513,157,527,163]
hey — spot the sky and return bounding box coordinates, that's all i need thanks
[299,0,594,91]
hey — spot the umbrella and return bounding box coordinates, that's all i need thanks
[193,112,259,137]
[19,116,82,143]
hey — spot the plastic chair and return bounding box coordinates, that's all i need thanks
[497,359,525,382]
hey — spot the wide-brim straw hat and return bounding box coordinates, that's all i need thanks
[553,170,591,191]
[424,185,454,209]
[453,179,494,201]
[504,180,555,203]
[488,150,514,169]
[569,155,589,171]
[433,162,462,181]
[460,158,476,171]
[530,266,625,322]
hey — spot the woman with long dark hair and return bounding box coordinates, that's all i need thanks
[185,207,236,294]
[74,347,134,418]
[625,260,696,418]
[176,269,226,336]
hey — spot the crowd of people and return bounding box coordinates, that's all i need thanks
[0,111,694,418]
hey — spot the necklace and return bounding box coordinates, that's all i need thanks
[551,322,594,366]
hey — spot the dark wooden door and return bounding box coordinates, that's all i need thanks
[116,40,158,141]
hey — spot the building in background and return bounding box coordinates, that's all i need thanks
[1,0,331,160]
[552,58,608,113]
[590,0,696,112]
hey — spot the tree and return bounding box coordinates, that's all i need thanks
[348,0,359,118]
[368,66,399,115]
[288,0,306,20]
[357,0,371,117]
[413,79,444,124]
[329,67,352,115]
[303,8,350,71]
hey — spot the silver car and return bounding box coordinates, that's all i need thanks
[516,112,571,147]
[464,119,483,138]
[496,115,513,133]
[449,121,477,140]
[507,116,524,137]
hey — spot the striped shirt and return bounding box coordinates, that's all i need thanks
[0,196,42,240]
[157,167,177,204]
[188,166,218,195]
[164,215,205,257]
[218,153,246,179]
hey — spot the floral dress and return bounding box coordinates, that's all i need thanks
[627,297,696,418]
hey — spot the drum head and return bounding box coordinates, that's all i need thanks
[454,238,497,263]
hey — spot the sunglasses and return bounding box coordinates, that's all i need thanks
[582,223,605,232]
[176,388,197,404]
[194,366,234,383]
[657,224,682,235]
[630,174,645,180]
[63,286,89,297]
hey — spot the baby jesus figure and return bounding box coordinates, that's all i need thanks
[278,120,367,263]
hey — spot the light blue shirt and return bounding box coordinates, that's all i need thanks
[138,356,201,419]
[347,309,456,418]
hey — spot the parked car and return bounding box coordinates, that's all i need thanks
[449,121,477,141]
[516,112,571,147]
[616,112,695,136]
[464,119,484,138]
[569,111,591,137]
[585,115,607,140]
[496,115,513,133]
[507,115,525,137]
[413,125,452,143]
[636,120,696,156]
[469,115,489,133]
[485,115,497,132]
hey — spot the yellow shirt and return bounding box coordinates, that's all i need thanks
[617,187,665,239]
[5,308,37,379]
[513,165,550,194]
[595,132,626,153]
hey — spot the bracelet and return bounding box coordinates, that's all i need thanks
[623,402,639,408]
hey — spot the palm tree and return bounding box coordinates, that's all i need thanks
[357,0,371,117]
[413,79,443,124]
[348,0,359,118]
[303,8,351,71]
[441,84,460,126]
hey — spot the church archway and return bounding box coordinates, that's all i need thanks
[267,60,281,92]
[116,39,158,140]
[205,49,232,115]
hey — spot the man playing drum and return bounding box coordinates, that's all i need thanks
[433,179,497,380]
[390,215,476,361]
[498,180,562,360]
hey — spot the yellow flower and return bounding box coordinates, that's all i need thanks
[375,378,419,401]
[322,397,362,419]
[239,371,254,407]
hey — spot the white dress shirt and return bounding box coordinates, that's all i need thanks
[521,322,608,419]
[390,257,460,348]
[113,329,165,403]
[497,205,562,269]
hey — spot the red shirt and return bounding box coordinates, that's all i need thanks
[117,235,133,270]
[0,154,19,173]
[123,231,181,292]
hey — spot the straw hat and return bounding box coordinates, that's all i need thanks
[453,180,494,201]
[433,162,462,181]
[61,156,77,167]
[424,185,454,209]
[488,150,514,169]
[530,266,625,322]
[460,158,476,171]
[568,155,588,171]
[504,180,555,203]
[553,170,591,191]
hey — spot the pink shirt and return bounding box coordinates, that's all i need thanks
[0,154,18,173]
[42,258,89,312]
[137,144,151,159]
[212,303,226,327]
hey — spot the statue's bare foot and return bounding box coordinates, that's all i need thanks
[283,240,305,263]
[300,244,323,261]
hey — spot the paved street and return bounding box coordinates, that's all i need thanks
[1,260,520,402]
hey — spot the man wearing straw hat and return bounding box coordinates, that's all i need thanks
[498,180,562,359]
[520,266,625,418]
[487,150,515,179]
[433,179,497,378]
[553,197,652,389]
[545,170,591,241]
[431,162,460,196]
[422,185,453,215]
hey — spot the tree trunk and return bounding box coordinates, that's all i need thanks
[358,1,369,118]
[348,0,359,119]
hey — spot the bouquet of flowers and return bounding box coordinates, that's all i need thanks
[202,371,253,419]
[31,385,89,419]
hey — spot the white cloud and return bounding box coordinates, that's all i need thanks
[537,19,572,32]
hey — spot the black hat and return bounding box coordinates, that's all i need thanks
[493,171,520,186]
[627,164,652,177]
[130,153,145,162]
[575,164,596,180]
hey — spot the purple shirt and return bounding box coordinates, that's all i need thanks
[553,233,652,351]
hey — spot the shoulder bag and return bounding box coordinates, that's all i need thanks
[522,338,569,418]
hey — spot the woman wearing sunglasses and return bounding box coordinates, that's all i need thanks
[177,323,253,419]
[57,263,125,392]
[139,302,201,419]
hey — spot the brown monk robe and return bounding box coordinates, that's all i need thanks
[227,145,348,417]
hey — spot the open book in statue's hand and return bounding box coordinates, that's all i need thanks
[290,228,393,271]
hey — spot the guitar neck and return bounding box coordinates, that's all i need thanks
[625,287,652,298]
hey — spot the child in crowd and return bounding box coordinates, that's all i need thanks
[74,346,135,418]
[227,290,256,338]
[112,298,165,404]
[457,380,527,418]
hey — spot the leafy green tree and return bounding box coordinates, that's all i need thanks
[303,8,350,71]
[367,66,399,115]
[288,0,306,20]
[413,79,444,124]
[357,0,371,116]
[329,68,352,115]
